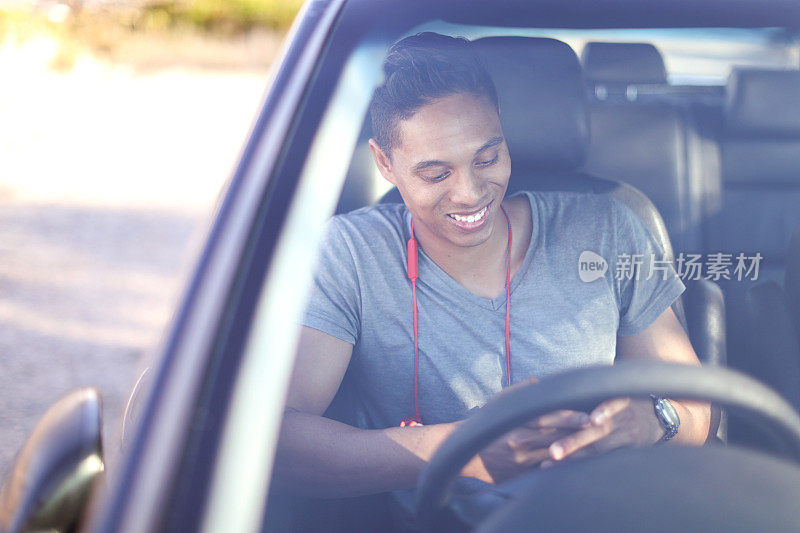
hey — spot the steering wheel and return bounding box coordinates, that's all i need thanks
[415,362,800,532]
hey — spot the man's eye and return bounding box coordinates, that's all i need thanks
[475,154,499,167]
[425,171,450,182]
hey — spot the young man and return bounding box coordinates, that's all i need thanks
[275,32,710,524]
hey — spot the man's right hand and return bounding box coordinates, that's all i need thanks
[462,409,592,484]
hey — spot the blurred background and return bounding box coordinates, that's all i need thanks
[0,0,301,474]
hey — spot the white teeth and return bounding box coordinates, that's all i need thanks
[451,205,487,223]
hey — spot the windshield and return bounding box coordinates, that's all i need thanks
[219,14,800,532]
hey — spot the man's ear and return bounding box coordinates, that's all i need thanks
[368,138,397,186]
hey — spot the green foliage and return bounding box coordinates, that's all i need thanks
[142,0,304,34]
[0,1,297,71]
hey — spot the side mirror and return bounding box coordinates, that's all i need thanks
[0,388,104,533]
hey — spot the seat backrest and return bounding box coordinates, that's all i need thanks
[472,36,689,331]
[580,42,706,254]
[712,68,800,281]
[710,68,800,371]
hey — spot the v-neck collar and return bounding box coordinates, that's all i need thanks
[404,191,539,311]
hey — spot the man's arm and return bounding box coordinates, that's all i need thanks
[546,307,711,463]
[272,326,459,496]
[272,326,592,496]
[615,305,711,444]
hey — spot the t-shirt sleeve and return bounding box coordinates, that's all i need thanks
[301,217,361,345]
[612,202,686,337]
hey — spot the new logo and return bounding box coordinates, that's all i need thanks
[578,251,608,282]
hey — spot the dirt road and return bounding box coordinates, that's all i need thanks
[0,41,268,474]
[0,202,203,472]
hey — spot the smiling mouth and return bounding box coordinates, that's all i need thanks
[447,202,490,224]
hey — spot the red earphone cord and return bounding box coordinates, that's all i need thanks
[402,205,512,427]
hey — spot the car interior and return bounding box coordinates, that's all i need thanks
[264,18,800,533]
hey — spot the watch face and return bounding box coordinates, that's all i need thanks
[655,398,680,428]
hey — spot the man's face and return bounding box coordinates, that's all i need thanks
[370,93,511,249]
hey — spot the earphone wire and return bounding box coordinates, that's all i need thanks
[405,205,512,426]
[504,205,512,387]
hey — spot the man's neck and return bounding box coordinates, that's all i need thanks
[413,205,512,299]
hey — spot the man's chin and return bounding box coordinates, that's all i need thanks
[443,218,495,248]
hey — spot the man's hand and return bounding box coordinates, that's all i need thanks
[541,305,714,468]
[543,397,664,466]
[458,378,593,483]
[466,409,592,483]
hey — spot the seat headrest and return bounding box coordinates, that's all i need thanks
[581,42,667,85]
[473,37,589,171]
[726,69,800,137]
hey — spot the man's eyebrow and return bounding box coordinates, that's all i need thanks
[409,137,504,172]
[475,136,504,155]
[411,159,448,172]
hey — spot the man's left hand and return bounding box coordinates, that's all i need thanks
[544,397,664,465]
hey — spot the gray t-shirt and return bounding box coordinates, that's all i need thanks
[301,190,685,525]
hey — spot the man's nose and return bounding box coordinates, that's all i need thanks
[449,168,484,207]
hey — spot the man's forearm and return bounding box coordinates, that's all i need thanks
[670,399,712,445]
[271,410,463,497]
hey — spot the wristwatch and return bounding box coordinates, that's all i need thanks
[649,395,680,443]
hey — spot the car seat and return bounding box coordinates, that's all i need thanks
[743,222,800,444]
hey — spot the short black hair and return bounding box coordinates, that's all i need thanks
[369,32,499,157]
